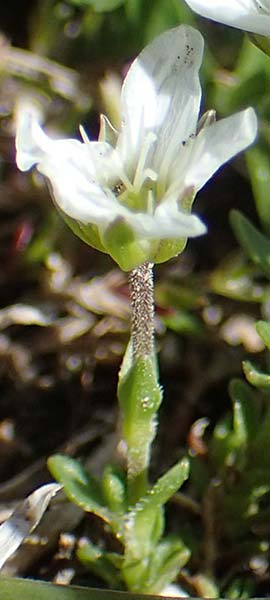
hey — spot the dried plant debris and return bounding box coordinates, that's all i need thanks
[0,483,61,570]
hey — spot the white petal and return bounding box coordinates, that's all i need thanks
[118,25,203,173]
[16,112,122,225]
[181,107,257,192]
[40,158,120,225]
[184,0,270,36]
[152,200,206,238]
[123,202,206,240]
[16,111,54,171]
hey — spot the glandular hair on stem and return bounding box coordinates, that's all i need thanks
[128,261,154,359]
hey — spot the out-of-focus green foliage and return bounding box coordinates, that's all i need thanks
[67,0,125,11]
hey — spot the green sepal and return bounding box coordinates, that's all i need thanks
[101,218,155,271]
[248,33,270,57]
[230,209,270,277]
[154,238,187,264]
[60,212,106,253]
[47,454,111,522]
[243,360,270,388]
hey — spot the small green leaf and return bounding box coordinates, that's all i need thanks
[125,459,189,560]
[230,209,270,277]
[102,465,127,513]
[145,537,190,594]
[211,414,234,468]
[243,360,270,388]
[77,541,123,588]
[229,379,260,440]
[163,311,204,336]
[256,320,270,349]
[225,575,255,599]
[118,354,161,435]
[118,351,162,501]
[210,253,266,303]
[47,455,110,522]
[247,146,270,234]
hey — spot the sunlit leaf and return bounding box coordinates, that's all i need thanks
[125,459,189,560]
[47,455,111,522]
[243,360,270,388]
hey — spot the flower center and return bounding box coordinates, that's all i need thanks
[112,132,158,214]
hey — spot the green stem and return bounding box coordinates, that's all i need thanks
[126,261,156,502]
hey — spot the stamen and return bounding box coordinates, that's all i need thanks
[133,132,157,192]
[79,125,90,144]
[147,189,154,215]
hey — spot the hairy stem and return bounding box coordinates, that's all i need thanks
[122,261,157,503]
[128,261,154,359]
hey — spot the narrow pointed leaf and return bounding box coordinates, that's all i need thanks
[247,146,270,234]
[125,459,189,559]
[229,378,260,439]
[145,538,190,593]
[47,455,111,522]
[230,209,270,277]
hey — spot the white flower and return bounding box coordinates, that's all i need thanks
[184,0,270,37]
[16,25,257,271]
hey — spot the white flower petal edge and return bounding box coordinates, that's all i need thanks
[182,108,258,191]
[16,25,258,269]
[184,0,270,37]
[118,25,203,175]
